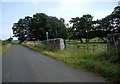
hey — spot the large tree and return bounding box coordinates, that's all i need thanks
[12,16,32,43]
[30,13,50,41]
[69,6,120,43]
[93,6,120,40]
[48,17,68,39]
[69,17,83,42]
[12,19,26,43]
[12,13,68,42]
[69,14,93,43]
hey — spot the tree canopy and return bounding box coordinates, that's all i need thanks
[69,14,93,43]
[69,6,120,43]
[12,13,68,43]
[12,6,120,43]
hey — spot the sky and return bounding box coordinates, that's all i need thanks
[0,0,120,40]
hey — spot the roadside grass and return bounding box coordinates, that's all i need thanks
[22,40,120,82]
[1,41,12,56]
[0,41,2,56]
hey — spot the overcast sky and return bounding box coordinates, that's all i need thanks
[0,0,119,40]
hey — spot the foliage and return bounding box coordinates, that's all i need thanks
[12,13,68,43]
[1,38,12,55]
[12,6,120,43]
[69,6,120,43]
[69,14,93,43]
[93,6,120,38]
[2,37,13,45]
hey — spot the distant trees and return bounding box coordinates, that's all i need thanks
[2,37,13,45]
[69,6,120,43]
[12,6,120,43]
[12,13,68,43]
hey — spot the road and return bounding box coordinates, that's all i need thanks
[2,45,106,82]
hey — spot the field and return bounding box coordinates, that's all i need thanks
[23,40,120,82]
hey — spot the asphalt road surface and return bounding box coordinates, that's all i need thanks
[2,45,106,82]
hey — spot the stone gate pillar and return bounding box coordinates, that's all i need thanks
[107,33,120,51]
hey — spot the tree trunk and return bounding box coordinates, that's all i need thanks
[80,38,83,43]
[69,38,70,42]
[64,39,67,49]
[88,39,90,43]
[86,37,88,43]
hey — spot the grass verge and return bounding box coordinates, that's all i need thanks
[2,44,11,55]
[22,41,120,82]
[0,41,12,56]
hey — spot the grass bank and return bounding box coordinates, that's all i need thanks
[0,41,12,56]
[22,40,120,82]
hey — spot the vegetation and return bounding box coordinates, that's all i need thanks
[69,14,94,43]
[68,6,120,43]
[0,37,13,55]
[12,6,120,44]
[12,13,68,43]
[13,5,120,82]
[23,40,120,82]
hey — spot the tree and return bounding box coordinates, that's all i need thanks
[12,19,26,43]
[109,6,120,33]
[12,16,32,43]
[23,16,32,41]
[69,17,83,43]
[69,14,93,43]
[79,14,93,43]
[12,13,68,42]
[93,6,120,40]
[6,37,13,42]
[30,13,50,41]
[48,17,68,39]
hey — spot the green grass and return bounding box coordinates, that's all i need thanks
[22,40,120,82]
[0,41,12,56]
